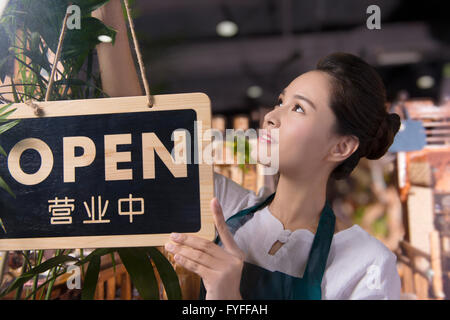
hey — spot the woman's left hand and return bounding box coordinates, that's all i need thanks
[164,197,245,300]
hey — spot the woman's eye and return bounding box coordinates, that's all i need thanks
[293,104,305,113]
[277,99,283,107]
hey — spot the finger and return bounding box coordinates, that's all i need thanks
[172,252,210,278]
[169,233,230,261]
[211,197,242,256]
[164,242,222,270]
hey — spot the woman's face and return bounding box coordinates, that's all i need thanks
[257,70,341,178]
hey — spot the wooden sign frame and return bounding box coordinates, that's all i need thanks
[0,93,215,250]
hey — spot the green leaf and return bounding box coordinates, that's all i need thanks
[53,78,87,86]
[0,254,78,298]
[13,55,49,89]
[0,108,17,120]
[0,25,12,82]
[147,247,182,300]
[10,78,20,103]
[0,175,15,198]
[0,217,6,233]
[20,47,52,79]
[30,31,40,50]
[76,247,117,266]
[81,255,100,300]
[0,144,7,157]
[118,248,159,300]
[0,103,13,114]
[23,269,67,300]
[72,0,111,13]
[0,119,20,134]
[62,17,116,61]
[24,254,78,276]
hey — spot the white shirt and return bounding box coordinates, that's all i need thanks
[213,172,401,300]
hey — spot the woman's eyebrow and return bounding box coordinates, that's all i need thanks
[280,90,317,111]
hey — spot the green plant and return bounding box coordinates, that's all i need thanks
[225,134,253,173]
[0,247,182,300]
[0,0,116,102]
[0,103,19,235]
[0,0,182,300]
[0,103,19,199]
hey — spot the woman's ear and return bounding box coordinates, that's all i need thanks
[327,135,359,163]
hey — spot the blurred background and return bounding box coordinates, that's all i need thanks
[132,0,450,112]
[0,0,449,300]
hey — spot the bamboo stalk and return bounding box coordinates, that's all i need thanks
[31,250,44,300]
[14,250,29,299]
[44,249,61,300]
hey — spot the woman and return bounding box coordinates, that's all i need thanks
[164,52,402,300]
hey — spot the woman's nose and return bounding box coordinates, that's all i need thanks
[263,108,280,129]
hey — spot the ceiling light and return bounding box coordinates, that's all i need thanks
[376,51,422,66]
[247,85,263,99]
[97,35,113,43]
[216,20,238,38]
[416,75,435,89]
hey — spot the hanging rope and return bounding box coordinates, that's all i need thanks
[26,11,70,116]
[123,0,154,107]
[45,11,70,102]
[28,2,153,114]
[25,99,43,116]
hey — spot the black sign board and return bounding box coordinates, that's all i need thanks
[0,94,214,250]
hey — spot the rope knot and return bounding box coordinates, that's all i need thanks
[25,99,44,117]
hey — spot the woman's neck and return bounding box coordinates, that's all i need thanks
[268,172,329,234]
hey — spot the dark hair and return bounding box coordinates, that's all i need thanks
[316,52,401,180]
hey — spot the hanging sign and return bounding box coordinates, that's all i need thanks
[0,93,215,250]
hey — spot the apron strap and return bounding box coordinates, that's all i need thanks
[301,200,336,285]
[214,192,276,244]
[227,192,276,222]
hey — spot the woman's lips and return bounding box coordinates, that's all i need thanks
[258,132,276,144]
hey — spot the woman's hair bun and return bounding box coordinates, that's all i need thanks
[365,113,401,160]
[317,52,402,180]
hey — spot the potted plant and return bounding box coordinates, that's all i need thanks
[0,0,181,300]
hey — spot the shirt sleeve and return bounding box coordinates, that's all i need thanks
[348,250,401,300]
[213,171,273,221]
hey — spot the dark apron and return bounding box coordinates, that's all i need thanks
[199,192,336,300]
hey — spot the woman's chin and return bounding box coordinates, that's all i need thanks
[252,151,280,176]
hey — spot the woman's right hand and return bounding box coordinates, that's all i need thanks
[165,198,245,300]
